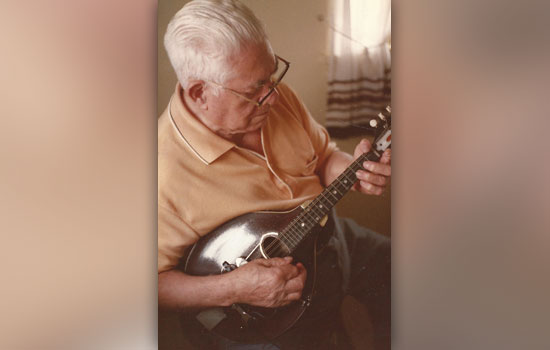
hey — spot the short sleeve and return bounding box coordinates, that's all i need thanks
[158,205,200,273]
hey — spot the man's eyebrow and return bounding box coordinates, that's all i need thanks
[250,59,279,88]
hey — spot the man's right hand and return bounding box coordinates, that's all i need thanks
[231,256,307,308]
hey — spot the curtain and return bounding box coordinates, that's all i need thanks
[326,0,391,136]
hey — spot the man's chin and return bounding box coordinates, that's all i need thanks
[229,114,269,135]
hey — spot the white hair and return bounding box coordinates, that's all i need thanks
[164,0,274,89]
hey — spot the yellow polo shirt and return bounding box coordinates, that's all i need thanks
[158,83,338,272]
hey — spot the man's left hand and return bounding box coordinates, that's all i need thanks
[353,139,391,196]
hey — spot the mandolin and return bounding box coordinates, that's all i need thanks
[182,106,391,343]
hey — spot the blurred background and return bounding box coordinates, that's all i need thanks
[1,0,549,349]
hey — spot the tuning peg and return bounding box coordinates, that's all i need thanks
[369,119,378,128]
[377,112,386,121]
[386,106,391,113]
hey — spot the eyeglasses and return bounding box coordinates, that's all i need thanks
[208,55,290,107]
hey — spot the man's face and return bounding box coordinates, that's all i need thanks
[202,44,280,138]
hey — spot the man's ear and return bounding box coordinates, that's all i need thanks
[185,80,208,110]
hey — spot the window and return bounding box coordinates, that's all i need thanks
[326,0,391,133]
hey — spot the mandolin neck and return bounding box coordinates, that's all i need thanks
[279,149,383,251]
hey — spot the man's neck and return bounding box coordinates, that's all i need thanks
[237,129,264,155]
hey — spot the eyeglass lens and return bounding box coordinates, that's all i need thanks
[257,56,289,106]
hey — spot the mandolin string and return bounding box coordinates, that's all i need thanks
[262,153,369,257]
[264,190,344,256]
[263,156,365,257]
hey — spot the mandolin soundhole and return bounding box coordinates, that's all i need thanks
[259,233,290,258]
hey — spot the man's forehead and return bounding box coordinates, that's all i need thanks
[251,57,278,87]
[231,50,277,88]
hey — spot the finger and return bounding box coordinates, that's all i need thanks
[296,263,307,280]
[353,139,372,159]
[357,181,384,196]
[251,258,271,267]
[285,274,305,293]
[380,149,391,165]
[284,265,307,291]
[363,161,391,177]
[278,263,301,280]
[285,291,303,302]
[260,256,292,267]
[356,170,387,186]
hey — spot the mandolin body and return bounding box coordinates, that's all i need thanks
[183,205,330,343]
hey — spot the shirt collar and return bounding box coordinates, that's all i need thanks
[168,83,235,165]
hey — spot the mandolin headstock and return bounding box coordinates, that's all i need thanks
[370,106,392,154]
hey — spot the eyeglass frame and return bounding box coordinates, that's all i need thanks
[206,55,290,107]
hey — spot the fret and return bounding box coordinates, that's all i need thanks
[326,188,340,201]
[332,184,343,195]
[283,227,307,249]
[319,192,336,207]
[302,210,317,224]
[330,185,344,196]
[282,231,299,248]
[336,179,350,191]
[313,200,328,214]
[286,227,301,245]
[280,235,295,247]
[341,174,356,188]
[309,202,326,221]
[283,226,300,245]
[310,208,326,222]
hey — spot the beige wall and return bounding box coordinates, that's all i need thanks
[157,0,330,123]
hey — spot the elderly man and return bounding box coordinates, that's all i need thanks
[158,0,391,349]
